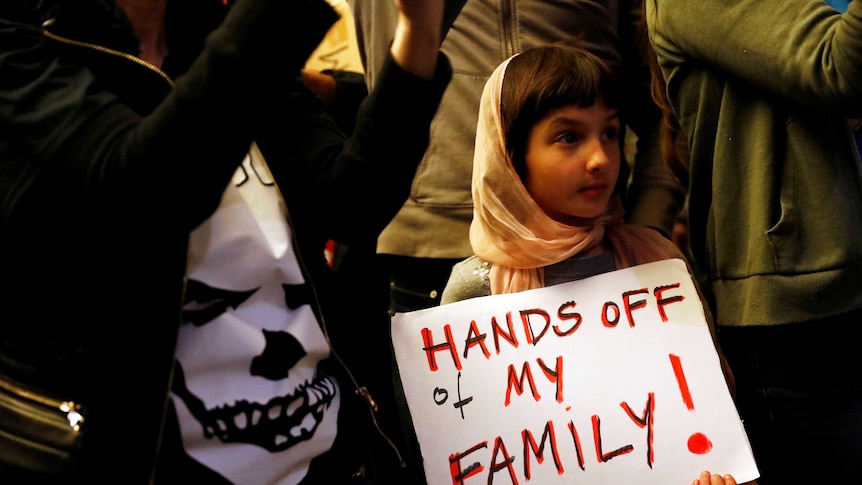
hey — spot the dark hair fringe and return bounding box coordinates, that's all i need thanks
[501,43,622,180]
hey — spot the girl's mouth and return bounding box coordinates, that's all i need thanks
[580,183,608,197]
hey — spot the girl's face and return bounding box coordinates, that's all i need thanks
[523,102,621,224]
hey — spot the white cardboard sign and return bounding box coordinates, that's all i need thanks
[391,259,758,485]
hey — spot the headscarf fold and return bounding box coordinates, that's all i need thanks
[470,55,676,295]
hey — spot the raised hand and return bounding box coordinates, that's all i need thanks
[390,0,444,79]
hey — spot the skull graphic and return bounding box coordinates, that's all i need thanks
[171,153,339,484]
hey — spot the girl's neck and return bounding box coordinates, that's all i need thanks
[582,239,611,257]
[117,0,168,67]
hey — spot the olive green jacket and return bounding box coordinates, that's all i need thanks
[647,0,862,325]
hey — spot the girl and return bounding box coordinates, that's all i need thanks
[440,43,752,485]
[441,43,687,302]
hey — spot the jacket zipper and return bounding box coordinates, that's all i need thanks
[842,120,862,200]
[40,24,175,485]
[0,376,85,432]
[849,119,862,179]
[40,21,174,87]
[501,0,517,58]
[252,143,407,470]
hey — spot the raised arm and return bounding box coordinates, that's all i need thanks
[390,0,443,80]
[256,0,451,245]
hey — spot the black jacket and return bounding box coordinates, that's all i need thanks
[0,0,450,482]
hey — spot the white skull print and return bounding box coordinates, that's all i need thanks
[172,148,339,484]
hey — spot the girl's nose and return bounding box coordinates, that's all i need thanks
[585,139,610,172]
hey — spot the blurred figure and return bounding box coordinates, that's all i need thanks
[646,0,862,482]
[0,0,450,483]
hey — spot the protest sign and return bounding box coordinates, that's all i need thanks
[391,259,758,485]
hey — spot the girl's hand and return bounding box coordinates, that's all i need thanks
[691,470,739,485]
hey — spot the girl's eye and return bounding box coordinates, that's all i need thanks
[602,126,620,141]
[558,132,579,144]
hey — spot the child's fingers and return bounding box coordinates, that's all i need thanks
[713,472,739,485]
[722,475,739,485]
[694,470,738,485]
[694,470,712,484]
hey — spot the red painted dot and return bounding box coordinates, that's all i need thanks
[687,432,713,454]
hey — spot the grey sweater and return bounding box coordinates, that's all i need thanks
[441,252,616,305]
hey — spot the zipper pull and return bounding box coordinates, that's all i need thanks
[60,401,85,431]
[356,386,378,412]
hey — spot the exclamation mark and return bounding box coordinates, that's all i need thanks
[669,353,713,454]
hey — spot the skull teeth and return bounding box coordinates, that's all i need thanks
[288,412,316,438]
[308,386,321,406]
[267,402,283,420]
[185,375,338,450]
[251,408,262,426]
[286,396,302,417]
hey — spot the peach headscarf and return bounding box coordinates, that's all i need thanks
[469,54,678,295]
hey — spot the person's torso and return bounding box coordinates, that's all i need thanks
[650,0,862,325]
[173,148,347,484]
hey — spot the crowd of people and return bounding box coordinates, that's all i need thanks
[0,0,448,482]
[0,0,859,483]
